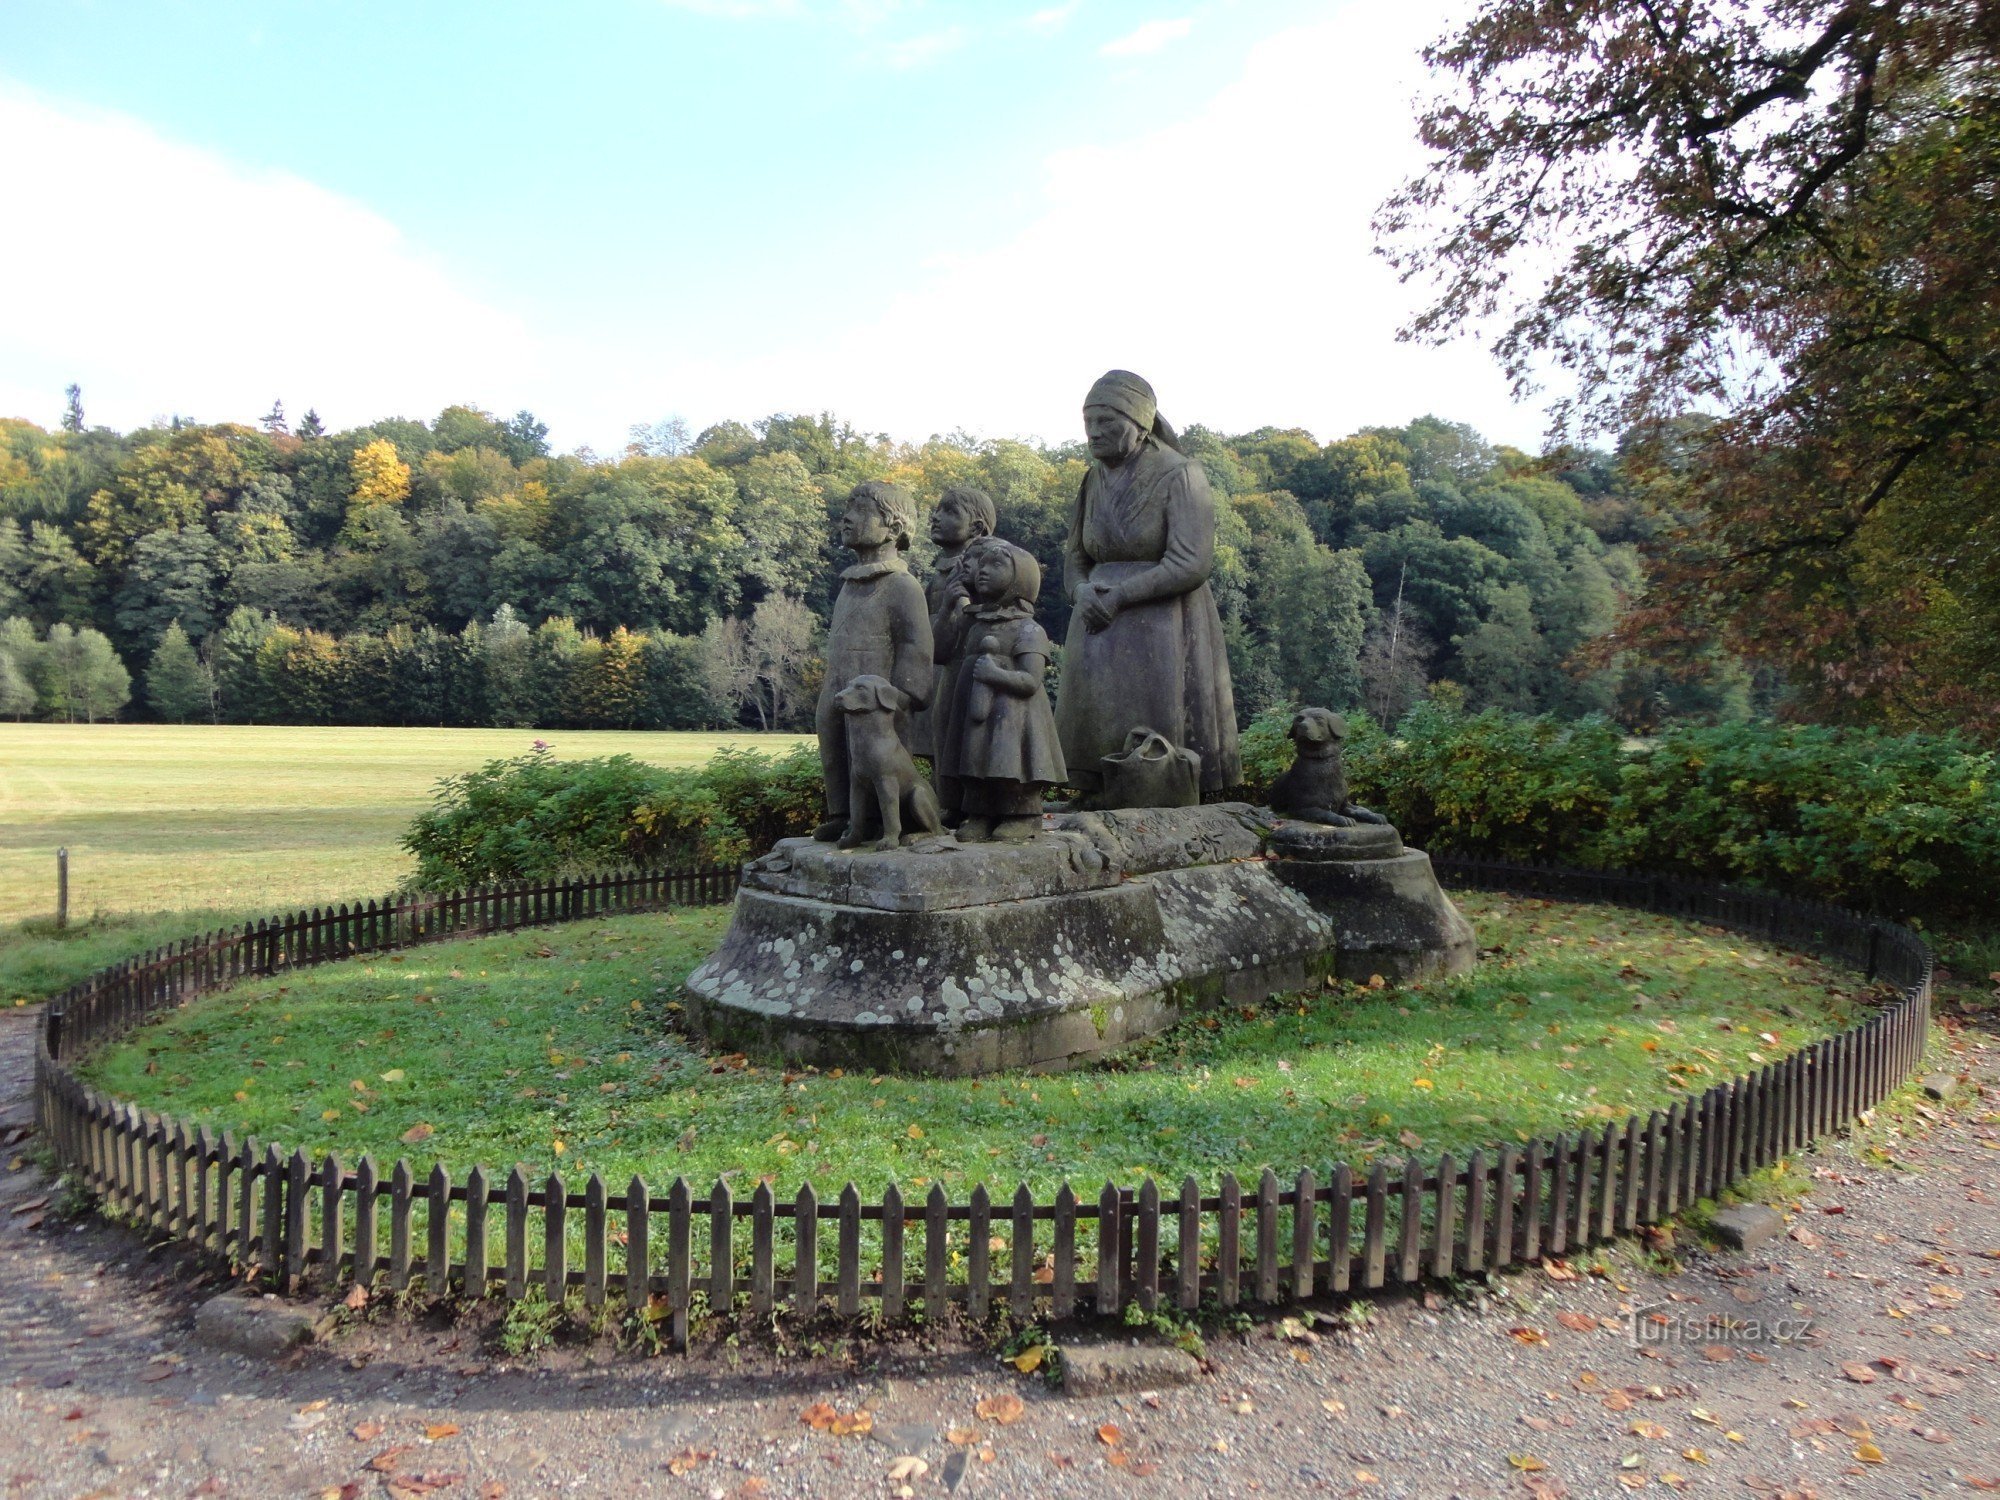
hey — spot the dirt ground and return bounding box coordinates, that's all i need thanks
[4,1000,1998,1500]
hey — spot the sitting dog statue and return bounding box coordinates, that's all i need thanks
[1269,707,1388,827]
[832,674,943,851]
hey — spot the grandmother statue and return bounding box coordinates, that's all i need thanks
[1055,370,1239,805]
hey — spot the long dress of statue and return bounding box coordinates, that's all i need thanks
[1055,370,1239,800]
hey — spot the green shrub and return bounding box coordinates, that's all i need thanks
[696,743,824,852]
[1347,703,1626,864]
[403,748,751,890]
[1600,722,2000,914]
[1249,702,1998,917]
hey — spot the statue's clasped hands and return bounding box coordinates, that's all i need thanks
[1078,580,1122,632]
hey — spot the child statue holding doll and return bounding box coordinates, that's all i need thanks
[934,536,1065,843]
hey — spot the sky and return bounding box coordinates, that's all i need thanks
[0,0,1548,455]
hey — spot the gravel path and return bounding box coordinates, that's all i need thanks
[4,1001,1998,1499]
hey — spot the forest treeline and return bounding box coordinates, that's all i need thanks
[0,395,1752,732]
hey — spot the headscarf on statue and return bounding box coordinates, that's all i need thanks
[1084,370,1184,454]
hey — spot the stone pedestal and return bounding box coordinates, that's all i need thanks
[683,804,1475,1076]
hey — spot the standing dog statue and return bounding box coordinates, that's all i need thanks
[832,674,943,851]
[1269,707,1387,827]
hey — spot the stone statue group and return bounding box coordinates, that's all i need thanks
[814,370,1248,852]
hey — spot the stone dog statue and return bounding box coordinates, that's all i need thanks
[832,674,944,851]
[1268,708,1388,828]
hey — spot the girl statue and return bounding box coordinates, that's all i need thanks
[935,536,1066,843]
[1055,370,1239,802]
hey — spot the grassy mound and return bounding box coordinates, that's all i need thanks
[81,892,1879,1193]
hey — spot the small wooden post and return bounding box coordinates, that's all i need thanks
[1013,1184,1036,1312]
[1329,1163,1354,1293]
[321,1153,344,1287]
[1461,1151,1486,1276]
[1398,1155,1423,1282]
[1362,1161,1389,1290]
[505,1167,528,1301]
[56,847,68,931]
[390,1159,414,1292]
[1255,1168,1281,1304]
[838,1183,862,1317]
[1052,1182,1077,1319]
[1096,1181,1122,1315]
[1176,1175,1202,1310]
[546,1172,569,1302]
[1432,1153,1457,1280]
[1217,1172,1241,1307]
[355,1155,379,1287]
[927,1183,951,1318]
[624,1174,648,1311]
[882,1182,906,1321]
[584,1174,607,1307]
[465,1166,490,1298]
[794,1180,819,1316]
[668,1177,692,1349]
[1291,1168,1316,1299]
[427,1164,453,1298]
[968,1184,992,1322]
[747,1182,774,1316]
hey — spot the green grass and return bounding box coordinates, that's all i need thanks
[81,891,1881,1192]
[0,723,810,924]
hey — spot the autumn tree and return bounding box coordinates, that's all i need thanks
[1382,0,2000,730]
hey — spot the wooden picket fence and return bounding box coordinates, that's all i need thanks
[32,858,1932,1346]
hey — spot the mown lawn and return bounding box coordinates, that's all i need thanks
[82,890,1880,1192]
[0,723,809,924]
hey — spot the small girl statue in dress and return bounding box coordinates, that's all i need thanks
[935,536,1067,843]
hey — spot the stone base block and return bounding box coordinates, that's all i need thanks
[685,804,1476,1076]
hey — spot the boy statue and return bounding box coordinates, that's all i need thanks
[814,480,936,842]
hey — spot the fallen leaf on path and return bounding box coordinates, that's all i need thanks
[975,1392,1025,1426]
[1854,1441,1885,1464]
[424,1423,459,1442]
[886,1456,928,1482]
[367,1446,413,1474]
[1507,1454,1548,1471]
[1096,1424,1124,1447]
[1840,1363,1878,1384]
[665,1446,714,1475]
[1556,1312,1598,1332]
[1011,1345,1045,1374]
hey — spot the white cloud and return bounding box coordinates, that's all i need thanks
[607,1,1550,452]
[884,25,969,68]
[0,84,532,436]
[1098,16,1192,57]
[1026,2,1082,35]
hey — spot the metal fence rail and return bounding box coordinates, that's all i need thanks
[32,858,1932,1345]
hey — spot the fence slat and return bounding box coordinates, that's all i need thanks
[708,1179,732,1311]
[968,1184,992,1322]
[466,1165,490,1298]
[1052,1183,1076,1320]
[1097,1181,1122,1315]
[262,1143,285,1289]
[624,1173,648,1312]
[750,1181,775,1317]
[668,1178,692,1350]
[1013,1184,1036,1312]
[1461,1151,1485,1276]
[1217,1173,1241,1307]
[838,1182,861,1317]
[1254,1168,1280,1304]
[355,1155,379,1287]
[545,1171,568,1303]
[1432,1153,1457,1280]
[390,1159,414,1292]
[927,1184,951,1318]
[321,1153,344,1286]
[1398,1156,1423,1282]
[1362,1162,1388,1290]
[1329,1163,1354,1293]
[794,1179,819,1316]
[505,1167,528,1301]
[584,1174,607,1307]
[1176,1175,1201,1311]
[882,1183,906,1322]
[428,1163,453,1298]
[1291,1168,1316,1299]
